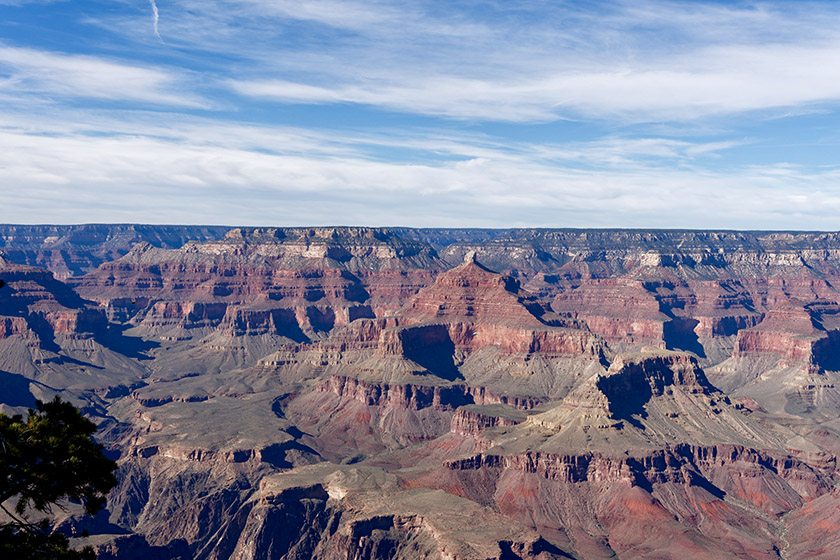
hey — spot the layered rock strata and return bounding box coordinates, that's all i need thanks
[4,227,840,558]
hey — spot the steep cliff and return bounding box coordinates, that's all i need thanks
[3,227,840,559]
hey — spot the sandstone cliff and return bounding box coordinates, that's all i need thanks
[3,227,840,559]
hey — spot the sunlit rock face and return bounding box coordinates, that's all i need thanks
[6,226,840,559]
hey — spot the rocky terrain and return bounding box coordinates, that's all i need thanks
[3,225,840,559]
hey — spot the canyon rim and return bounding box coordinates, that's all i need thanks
[2,225,840,558]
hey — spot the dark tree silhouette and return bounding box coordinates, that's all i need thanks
[0,397,118,559]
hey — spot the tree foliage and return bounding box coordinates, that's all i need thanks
[0,397,118,559]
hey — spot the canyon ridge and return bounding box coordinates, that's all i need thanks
[2,225,840,559]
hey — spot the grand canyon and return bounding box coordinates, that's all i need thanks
[3,224,840,559]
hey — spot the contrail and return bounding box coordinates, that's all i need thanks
[149,0,163,42]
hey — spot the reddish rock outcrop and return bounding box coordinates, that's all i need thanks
[0,315,28,337]
[0,257,108,339]
[8,227,840,559]
[439,443,833,558]
[450,405,526,438]
[734,303,840,372]
[382,253,602,362]
[318,375,543,412]
[552,279,668,344]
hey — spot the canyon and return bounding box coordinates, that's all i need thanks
[3,225,840,558]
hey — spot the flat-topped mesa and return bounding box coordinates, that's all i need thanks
[550,273,768,353]
[551,278,669,345]
[523,349,787,456]
[94,227,440,269]
[684,279,764,338]
[734,302,840,372]
[450,404,528,439]
[186,226,441,269]
[0,224,230,278]
[597,351,715,405]
[530,351,714,429]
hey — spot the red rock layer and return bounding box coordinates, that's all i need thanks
[733,304,840,371]
[0,259,107,339]
[399,258,547,328]
[378,322,596,356]
[319,375,543,411]
[384,254,601,359]
[449,408,523,438]
[552,278,667,345]
[446,443,831,503]
[433,443,833,559]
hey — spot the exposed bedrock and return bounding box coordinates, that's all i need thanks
[446,444,831,499]
[218,306,309,340]
[552,279,668,343]
[398,252,577,329]
[0,315,30,337]
[550,276,766,360]
[227,465,572,560]
[596,352,714,408]
[371,252,605,369]
[441,443,834,559]
[449,405,527,439]
[70,228,441,308]
[379,322,600,358]
[10,228,840,558]
[318,374,544,411]
[232,497,564,560]
[0,258,110,339]
[734,304,840,372]
[135,301,228,329]
[0,224,230,278]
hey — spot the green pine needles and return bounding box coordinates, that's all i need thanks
[0,397,118,559]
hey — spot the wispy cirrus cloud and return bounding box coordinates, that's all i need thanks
[2,0,840,228]
[228,41,840,123]
[78,0,840,123]
[0,110,837,229]
[0,46,205,107]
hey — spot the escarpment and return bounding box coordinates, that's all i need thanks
[7,227,840,559]
[318,374,543,411]
[0,257,108,337]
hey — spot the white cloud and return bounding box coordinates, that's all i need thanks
[3,0,840,230]
[0,46,205,107]
[0,111,838,229]
[75,1,840,122]
[229,35,840,122]
[231,0,403,31]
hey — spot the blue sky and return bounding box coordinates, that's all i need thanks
[2,0,840,229]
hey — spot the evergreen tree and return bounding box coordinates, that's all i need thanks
[0,397,118,559]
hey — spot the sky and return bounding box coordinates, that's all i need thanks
[1,0,840,229]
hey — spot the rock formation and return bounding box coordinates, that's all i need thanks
[3,226,840,558]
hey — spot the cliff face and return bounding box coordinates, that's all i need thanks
[0,257,106,336]
[6,227,840,559]
[225,465,569,560]
[439,443,833,559]
[0,224,229,278]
